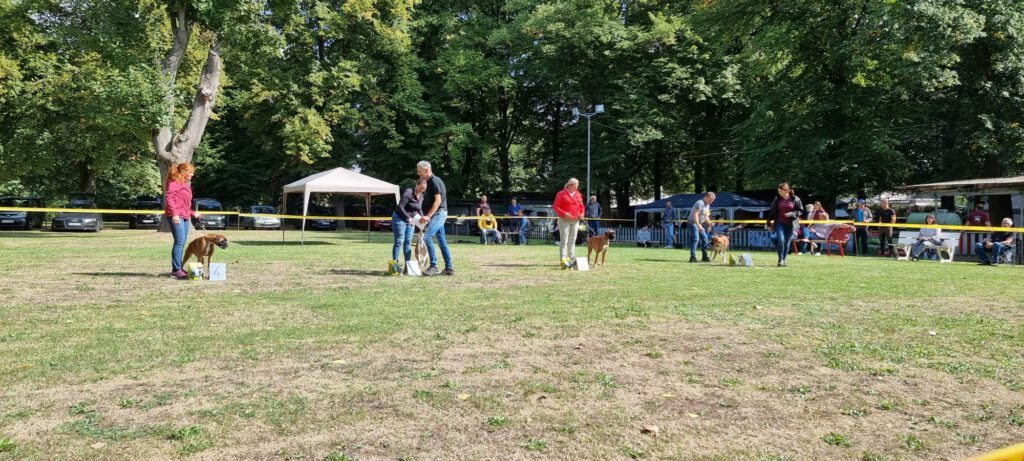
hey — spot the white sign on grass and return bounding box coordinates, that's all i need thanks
[209,263,227,281]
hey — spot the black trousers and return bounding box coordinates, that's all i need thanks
[855,228,870,255]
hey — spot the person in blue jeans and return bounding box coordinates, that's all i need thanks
[517,210,529,245]
[766,182,803,267]
[662,201,678,249]
[975,218,1015,265]
[688,192,716,262]
[392,179,426,268]
[417,161,454,276]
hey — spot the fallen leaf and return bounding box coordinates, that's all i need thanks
[457,394,470,401]
[928,331,937,336]
[331,359,346,364]
[536,394,548,401]
[753,305,763,310]
[687,413,699,418]
[661,393,676,398]
[641,425,660,437]
[573,343,583,350]
[91,442,106,450]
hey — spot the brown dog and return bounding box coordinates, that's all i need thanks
[709,235,730,263]
[587,230,616,266]
[183,234,229,278]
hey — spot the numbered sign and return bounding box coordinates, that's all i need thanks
[574,257,590,271]
[208,263,227,281]
[405,260,422,276]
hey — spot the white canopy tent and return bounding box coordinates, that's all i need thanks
[281,167,400,244]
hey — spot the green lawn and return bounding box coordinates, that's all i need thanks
[1,228,1022,460]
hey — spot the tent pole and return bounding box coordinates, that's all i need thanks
[366,194,371,242]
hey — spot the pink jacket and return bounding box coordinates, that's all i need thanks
[164,181,197,219]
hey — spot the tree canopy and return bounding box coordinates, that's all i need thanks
[1,0,1021,209]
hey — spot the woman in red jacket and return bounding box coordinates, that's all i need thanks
[553,177,586,268]
[164,163,201,279]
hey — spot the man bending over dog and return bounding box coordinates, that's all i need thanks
[417,161,455,276]
[688,192,716,263]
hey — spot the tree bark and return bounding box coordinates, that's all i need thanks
[153,2,223,231]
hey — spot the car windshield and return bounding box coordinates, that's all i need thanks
[136,202,162,210]
[197,203,222,211]
[252,206,275,214]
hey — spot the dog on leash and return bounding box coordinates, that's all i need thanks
[414,232,429,271]
[183,234,229,278]
[709,235,730,263]
[587,229,616,266]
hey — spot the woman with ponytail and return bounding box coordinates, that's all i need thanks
[164,163,201,279]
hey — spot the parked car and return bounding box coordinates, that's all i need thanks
[193,198,227,230]
[129,197,163,229]
[52,197,103,232]
[349,205,392,231]
[0,196,46,230]
[307,206,339,231]
[242,205,281,230]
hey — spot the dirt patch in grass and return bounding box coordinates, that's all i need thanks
[4,321,1021,460]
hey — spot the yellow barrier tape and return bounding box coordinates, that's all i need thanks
[0,206,240,215]
[2,207,1021,232]
[965,442,1024,461]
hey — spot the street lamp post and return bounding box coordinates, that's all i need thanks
[572,104,604,200]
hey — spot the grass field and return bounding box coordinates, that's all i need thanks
[1,227,1022,460]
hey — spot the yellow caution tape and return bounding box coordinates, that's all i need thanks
[965,442,1024,461]
[1,207,1020,232]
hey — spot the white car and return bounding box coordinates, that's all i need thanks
[243,205,281,230]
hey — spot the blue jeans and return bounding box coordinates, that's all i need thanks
[689,223,708,257]
[911,238,940,258]
[170,218,190,271]
[587,219,599,236]
[423,210,453,269]
[773,222,795,262]
[664,224,675,247]
[392,212,414,262]
[480,229,501,244]
[519,227,528,245]
[975,241,1004,264]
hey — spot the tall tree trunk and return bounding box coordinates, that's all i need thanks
[78,160,97,193]
[653,145,663,200]
[153,2,223,231]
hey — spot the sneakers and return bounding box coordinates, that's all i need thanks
[688,256,698,263]
[424,266,440,276]
[978,261,991,266]
[441,268,455,276]
[701,256,710,263]
[171,269,188,279]
[778,260,787,267]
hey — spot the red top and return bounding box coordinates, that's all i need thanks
[775,198,796,225]
[164,181,197,219]
[554,189,585,220]
[966,210,989,226]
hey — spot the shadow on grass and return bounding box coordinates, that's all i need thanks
[75,272,164,278]
[481,263,538,267]
[635,258,680,263]
[234,240,333,246]
[330,269,386,277]
[0,230,70,238]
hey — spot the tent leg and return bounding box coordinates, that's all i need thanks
[366,194,371,243]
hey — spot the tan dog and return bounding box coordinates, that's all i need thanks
[587,229,616,266]
[414,231,429,271]
[183,234,229,278]
[709,235,730,263]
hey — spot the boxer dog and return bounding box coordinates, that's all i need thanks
[709,234,730,263]
[183,234,229,278]
[587,229,615,267]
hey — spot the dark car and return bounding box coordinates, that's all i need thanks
[242,205,282,230]
[52,200,103,232]
[0,196,46,230]
[193,198,227,230]
[129,198,164,229]
[349,205,392,231]
[307,206,339,231]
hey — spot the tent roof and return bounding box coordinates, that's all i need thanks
[282,167,399,196]
[634,192,770,211]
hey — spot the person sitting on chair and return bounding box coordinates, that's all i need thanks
[975,218,1015,266]
[517,210,529,245]
[911,214,941,261]
[478,207,503,244]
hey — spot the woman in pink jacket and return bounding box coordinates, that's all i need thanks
[164,163,201,279]
[553,177,586,267]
